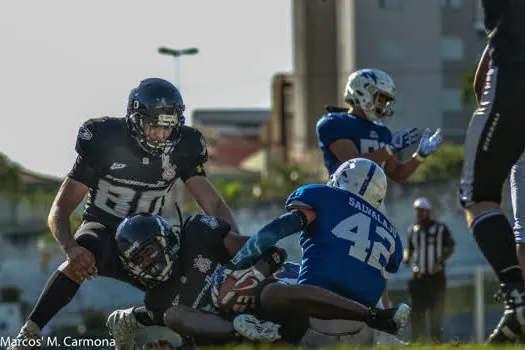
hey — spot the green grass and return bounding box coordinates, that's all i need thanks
[198,344,525,350]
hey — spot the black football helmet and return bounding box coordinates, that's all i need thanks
[126,78,186,156]
[116,213,181,286]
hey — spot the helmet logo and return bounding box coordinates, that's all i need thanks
[361,71,378,83]
[78,126,93,141]
[133,100,140,110]
[155,97,169,109]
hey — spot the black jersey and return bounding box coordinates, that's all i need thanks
[68,117,208,231]
[172,215,232,314]
[483,0,525,65]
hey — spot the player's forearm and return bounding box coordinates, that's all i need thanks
[230,211,306,268]
[48,206,76,250]
[387,157,421,182]
[359,148,394,166]
[211,200,240,233]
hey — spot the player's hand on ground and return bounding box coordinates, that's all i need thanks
[143,340,175,350]
[65,245,97,281]
[212,266,265,313]
[390,127,419,152]
[416,128,442,158]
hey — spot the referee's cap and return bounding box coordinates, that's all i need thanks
[413,197,432,210]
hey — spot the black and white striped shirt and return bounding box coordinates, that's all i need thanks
[407,221,455,276]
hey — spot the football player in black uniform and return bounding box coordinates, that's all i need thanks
[107,213,410,348]
[458,0,525,344]
[9,78,239,349]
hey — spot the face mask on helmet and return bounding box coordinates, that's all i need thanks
[116,213,181,287]
[328,158,387,208]
[126,78,186,156]
[368,91,395,122]
[121,236,174,283]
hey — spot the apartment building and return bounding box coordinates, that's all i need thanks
[270,0,486,164]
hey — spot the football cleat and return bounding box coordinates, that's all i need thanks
[487,284,525,343]
[366,303,411,335]
[233,314,282,342]
[7,320,41,350]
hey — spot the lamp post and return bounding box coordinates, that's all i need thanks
[157,46,199,221]
[157,46,199,88]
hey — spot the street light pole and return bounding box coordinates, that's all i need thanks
[157,46,199,221]
[158,46,199,88]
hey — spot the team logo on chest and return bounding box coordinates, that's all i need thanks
[161,154,177,181]
[193,254,212,273]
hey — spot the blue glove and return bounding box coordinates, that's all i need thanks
[415,128,442,159]
[387,127,419,154]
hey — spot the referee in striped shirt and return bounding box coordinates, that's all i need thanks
[403,197,455,343]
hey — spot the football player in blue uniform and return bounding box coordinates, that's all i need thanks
[317,69,442,181]
[222,158,409,345]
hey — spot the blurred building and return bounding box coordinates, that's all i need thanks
[192,108,271,174]
[269,0,485,167]
[0,169,61,240]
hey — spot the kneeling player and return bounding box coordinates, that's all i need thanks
[106,212,410,348]
[226,158,409,346]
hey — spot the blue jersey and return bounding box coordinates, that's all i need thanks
[316,112,392,175]
[286,184,403,307]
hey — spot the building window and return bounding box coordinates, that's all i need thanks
[441,36,464,60]
[473,0,484,32]
[379,0,401,10]
[441,0,462,8]
[442,88,462,112]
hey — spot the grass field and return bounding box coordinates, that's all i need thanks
[198,345,525,350]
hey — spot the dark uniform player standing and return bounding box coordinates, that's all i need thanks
[8,78,239,349]
[459,0,525,343]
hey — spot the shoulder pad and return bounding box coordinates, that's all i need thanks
[324,105,348,113]
[75,117,123,160]
[286,184,325,209]
[185,214,231,236]
[175,126,208,163]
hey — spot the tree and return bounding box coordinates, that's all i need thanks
[0,152,22,196]
[460,63,478,108]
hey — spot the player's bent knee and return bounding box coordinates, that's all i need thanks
[464,202,502,228]
[259,280,293,310]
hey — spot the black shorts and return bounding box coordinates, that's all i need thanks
[74,221,178,318]
[74,221,143,288]
[459,64,525,208]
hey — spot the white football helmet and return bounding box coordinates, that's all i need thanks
[344,68,396,122]
[328,158,387,208]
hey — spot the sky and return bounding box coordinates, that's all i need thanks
[0,0,292,177]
